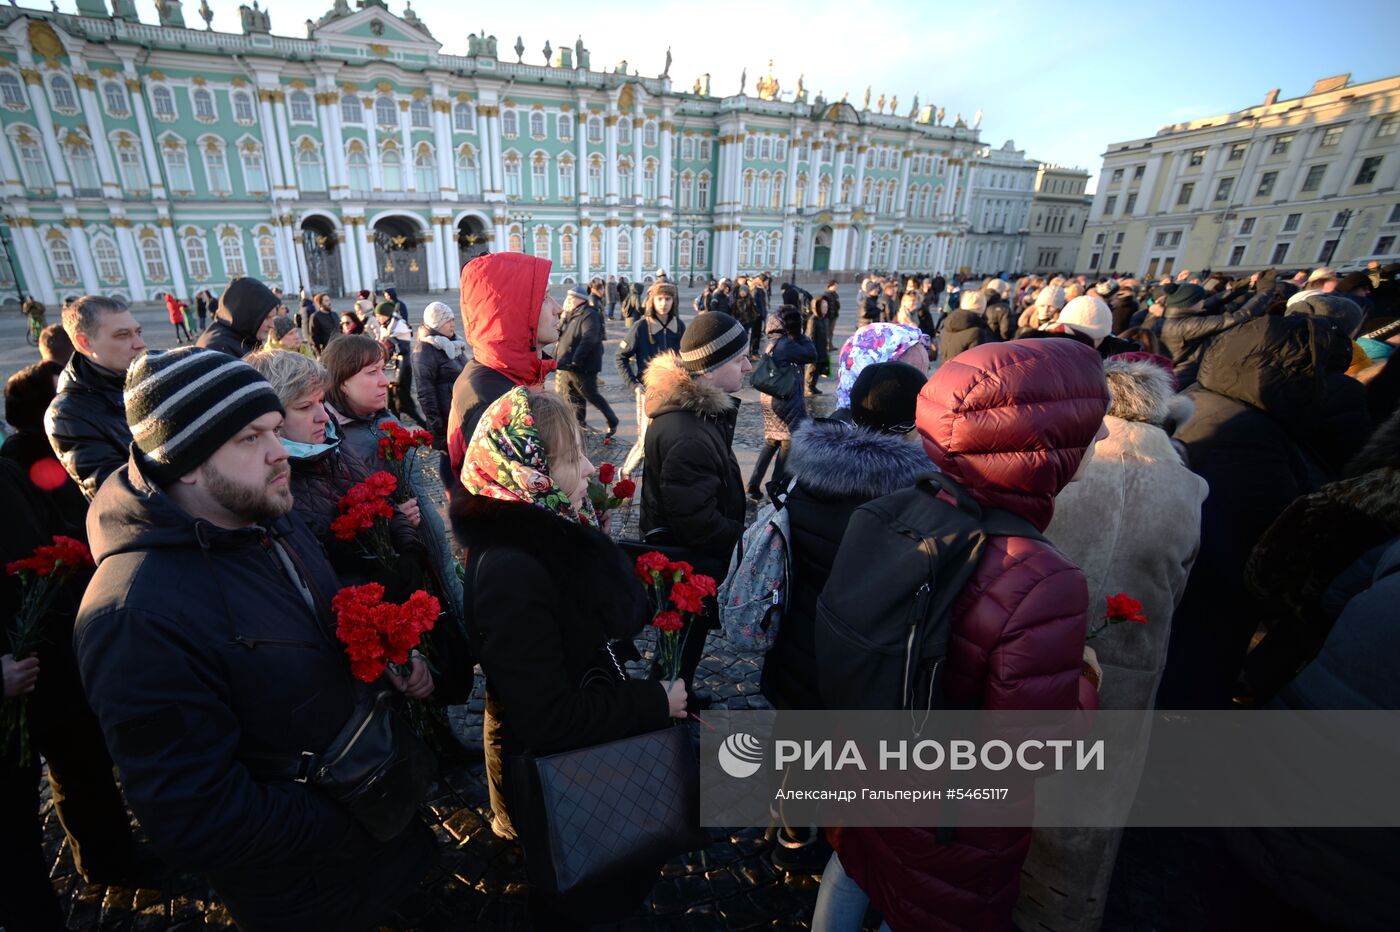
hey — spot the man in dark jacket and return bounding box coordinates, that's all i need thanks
[75,347,436,930]
[938,307,998,362]
[709,278,734,316]
[823,280,842,351]
[555,285,618,437]
[44,295,147,500]
[641,313,751,698]
[196,277,278,358]
[1160,276,1274,388]
[309,299,339,355]
[876,280,900,324]
[858,282,883,327]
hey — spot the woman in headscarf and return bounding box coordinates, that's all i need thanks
[833,322,933,420]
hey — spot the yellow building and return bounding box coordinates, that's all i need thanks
[1079,73,1400,279]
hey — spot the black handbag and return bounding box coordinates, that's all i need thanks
[245,688,437,842]
[751,351,800,400]
[510,649,710,896]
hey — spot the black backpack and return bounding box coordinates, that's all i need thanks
[814,472,1046,714]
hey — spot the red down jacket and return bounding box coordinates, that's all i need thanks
[831,338,1107,932]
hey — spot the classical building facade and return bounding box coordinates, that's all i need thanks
[1079,73,1400,280]
[0,1,995,304]
[1023,164,1090,273]
[961,139,1035,274]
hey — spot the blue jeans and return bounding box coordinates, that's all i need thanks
[812,852,890,932]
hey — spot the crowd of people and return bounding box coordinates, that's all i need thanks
[1,253,1397,931]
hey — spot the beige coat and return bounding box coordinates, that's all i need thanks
[1014,413,1208,932]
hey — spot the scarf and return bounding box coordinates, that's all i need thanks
[836,323,931,408]
[281,418,340,461]
[420,327,469,361]
[461,387,598,529]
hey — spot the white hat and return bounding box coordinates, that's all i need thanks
[1057,295,1113,342]
[1307,266,1338,284]
[423,301,455,330]
[1034,285,1067,309]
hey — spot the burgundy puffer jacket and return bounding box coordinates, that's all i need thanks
[831,339,1107,932]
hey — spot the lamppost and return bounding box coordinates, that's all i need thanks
[0,221,25,306]
[1333,208,1354,264]
[788,207,806,285]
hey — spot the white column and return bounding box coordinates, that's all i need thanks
[257,91,287,194]
[659,108,674,209]
[852,141,868,210]
[487,110,505,196]
[74,73,120,197]
[832,140,848,205]
[605,111,619,201]
[316,91,344,194]
[366,118,384,191]
[579,220,591,281]
[0,124,24,199]
[959,165,976,219]
[575,110,589,201]
[358,220,379,286]
[805,142,821,211]
[339,223,360,291]
[629,109,643,204]
[474,106,493,192]
[113,222,147,301]
[17,62,72,196]
[292,226,311,290]
[274,92,299,198]
[65,221,100,294]
[895,147,913,216]
[432,93,454,199]
[273,214,297,292]
[10,216,56,304]
[125,71,168,199]
[398,101,416,193]
[441,220,459,286]
[158,218,188,298]
[425,221,444,290]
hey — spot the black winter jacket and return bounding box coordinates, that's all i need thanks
[309,309,339,354]
[74,454,434,929]
[761,420,932,710]
[859,294,882,327]
[43,353,132,501]
[984,298,1015,342]
[196,300,269,358]
[1160,287,1275,388]
[410,329,467,447]
[555,304,606,375]
[761,334,818,434]
[640,353,746,581]
[617,314,685,387]
[708,290,733,316]
[938,309,998,362]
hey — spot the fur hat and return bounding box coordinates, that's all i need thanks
[1103,356,1189,427]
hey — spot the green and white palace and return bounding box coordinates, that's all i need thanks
[0,0,997,303]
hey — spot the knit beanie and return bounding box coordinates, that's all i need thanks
[125,347,284,485]
[850,361,926,433]
[1034,285,1067,309]
[566,285,591,304]
[221,277,280,325]
[423,301,455,330]
[679,311,749,373]
[269,315,298,341]
[1164,284,1207,309]
[374,300,397,318]
[1057,295,1113,341]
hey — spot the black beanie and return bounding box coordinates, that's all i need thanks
[125,347,284,485]
[679,311,749,373]
[850,361,927,433]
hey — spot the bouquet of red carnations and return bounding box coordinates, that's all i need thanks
[634,551,717,713]
[586,462,637,516]
[330,471,399,575]
[3,536,93,764]
[331,582,440,683]
[377,420,434,503]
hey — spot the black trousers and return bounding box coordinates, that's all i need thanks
[0,758,63,932]
[748,319,764,357]
[173,321,192,343]
[556,370,618,431]
[748,438,790,497]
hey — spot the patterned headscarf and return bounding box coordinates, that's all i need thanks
[836,323,931,409]
[462,387,599,528]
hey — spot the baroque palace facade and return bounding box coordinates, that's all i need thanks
[0,0,992,304]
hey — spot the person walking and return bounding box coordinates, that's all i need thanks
[805,292,830,394]
[166,293,193,344]
[617,281,685,477]
[555,285,619,439]
[193,289,210,333]
[822,280,842,352]
[749,308,818,500]
[606,274,619,320]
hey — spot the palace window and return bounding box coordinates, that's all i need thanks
[587,155,603,199]
[503,154,521,197]
[502,110,519,139]
[1355,156,1383,186]
[289,90,315,123]
[759,136,772,161]
[681,136,694,161]
[346,147,369,195]
[695,233,708,267]
[561,226,576,268]
[616,229,629,268]
[92,235,123,283]
[1270,133,1294,156]
[618,158,633,199]
[151,85,176,120]
[140,234,167,281]
[530,152,549,198]
[375,95,397,126]
[220,232,246,277]
[67,142,100,194]
[381,147,402,190]
[742,169,754,208]
[453,102,474,132]
[410,98,431,129]
[529,110,546,139]
[699,138,712,161]
[590,227,603,268]
[557,154,574,199]
[102,81,128,117]
[192,87,217,122]
[163,140,193,192]
[1321,125,1345,147]
[678,170,693,209]
[48,233,79,283]
[1256,171,1277,197]
[1300,164,1326,193]
[744,136,756,160]
[204,142,232,194]
[618,118,632,147]
[341,94,363,124]
[184,233,210,280]
[817,174,831,209]
[696,172,711,209]
[773,171,786,209]
[415,145,435,192]
[642,158,657,201]
[49,75,77,113]
[0,72,27,108]
[642,227,656,268]
[233,91,255,124]
[257,233,279,278]
[116,143,147,192]
[558,113,572,142]
[297,145,325,193]
[643,120,657,147]
[533,225,550,259]
[458,146,480,196]
[240,145,266,194]
[587,115,603,144]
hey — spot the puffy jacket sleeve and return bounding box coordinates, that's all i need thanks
[576,309,604,366]
[657,432,744,564]
[1167,287,1274,346]
[411,343,447,441]
[74,607,359,872]
[473,547,669,752]
[782,335,818,366]
[986,561,1098,712]
[45,404,127,501]
[616,320,644,386]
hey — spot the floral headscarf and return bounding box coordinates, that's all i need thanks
[462,387,599,528]
[836,323,931,409]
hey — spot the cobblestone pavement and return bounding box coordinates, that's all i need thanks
[21,284,1250,930]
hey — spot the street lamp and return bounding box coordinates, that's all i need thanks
[1333,208,1354,264]
[789,207,806,285]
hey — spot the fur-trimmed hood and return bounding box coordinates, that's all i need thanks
[787,418,935,499]
[642,351,734,419]
[1104,357,1195,428]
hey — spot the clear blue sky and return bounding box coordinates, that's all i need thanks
[52,0,1400,187]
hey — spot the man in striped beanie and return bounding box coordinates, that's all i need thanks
[75,344,438,927]
[639,312,752,708]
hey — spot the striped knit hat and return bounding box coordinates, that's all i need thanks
[125,347,284,485]
[679,311,749,373]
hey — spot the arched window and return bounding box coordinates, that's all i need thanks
[140,234,167,281]
[67,141,100,194]
[590,226,603,268]
[529,110,546,139]
[453,102,474,132]
[341,94,363,124]
[102,81,128,117]
[772,171,786,210]
[11,130,51,189]
[375,95,397,125]
[642,120,657,147]
[503,152,521,198]
[696,172,711,209]
[743,135,756,160]
[642,158,657,201]
[681,136,694,161]
[501,109,519,138]
[742,169,755,208]
[381,146,402,190]
[759,136,772,161]
[183,232,210,280]
[642,227,656,269]
[0,72,26,108]
[203,140,232,194]
[616,229,630,269]
[587,155,603,199]
[192,87,216,121]
[907,187,919,215]
[239,143,266,194]
[558,112,573,142]
[346,145,369,195]
[560,226,576,268]
[151,85,176,120]
[47,232,79,284]
[49,75,77,113]
[289,90,314,123]
[618,117,632,147]
[408,98,429,129]
[695,234,708,268]
[862,177,874,209]
[587,115,603,144]
[677,232,691,271]
[775,137,788,162]
[769,231,782,268]
[297,143,325,192]
[679,170,693,209]
[533,225,550,258]
[457,146,480,196]
[530,151,549,198]
[114,137,147,192]
[795,172,807,208]
[92,235,123,283]
[738,231,752,267]
[618,158,633,200]
[818,174,832,209]
[507,224,523,253]
[414,144,434,192]
[840,175,853,205]
[233,91,255,123]
[256,233,279,278]
[881,182,895,214]
[558,154,575,199]
[220,231,246,277]
[162,138,192,192]
[757,171,772,211]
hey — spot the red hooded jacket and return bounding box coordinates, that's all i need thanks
[165,293,187,325]
[447,252,556,478]
[831,338,1107,932]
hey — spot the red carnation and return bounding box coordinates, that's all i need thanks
[651,610,685,633]
[669,579,706,614]
[635,550,671,581]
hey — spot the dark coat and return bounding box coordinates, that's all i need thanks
[309,309,338,353]
[1096,333,1142,359]
[1159,316,1339,709]
[43,353,132,501]
[708,289,733,316]
[196,299,270,358]
[938,309,998,362]
[640,353,746,581]
[410,329,466,447]
[617,314,685,387]
[1160,287,1274,388]
[762,419,932,710]
[984,298,1015,341]
[74,454,434,930]
[760,334,817,439]
[447,363,516,479]
[555,303,606,375]
[859,293,883,328]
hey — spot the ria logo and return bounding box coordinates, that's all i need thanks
[718,732,764,778]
